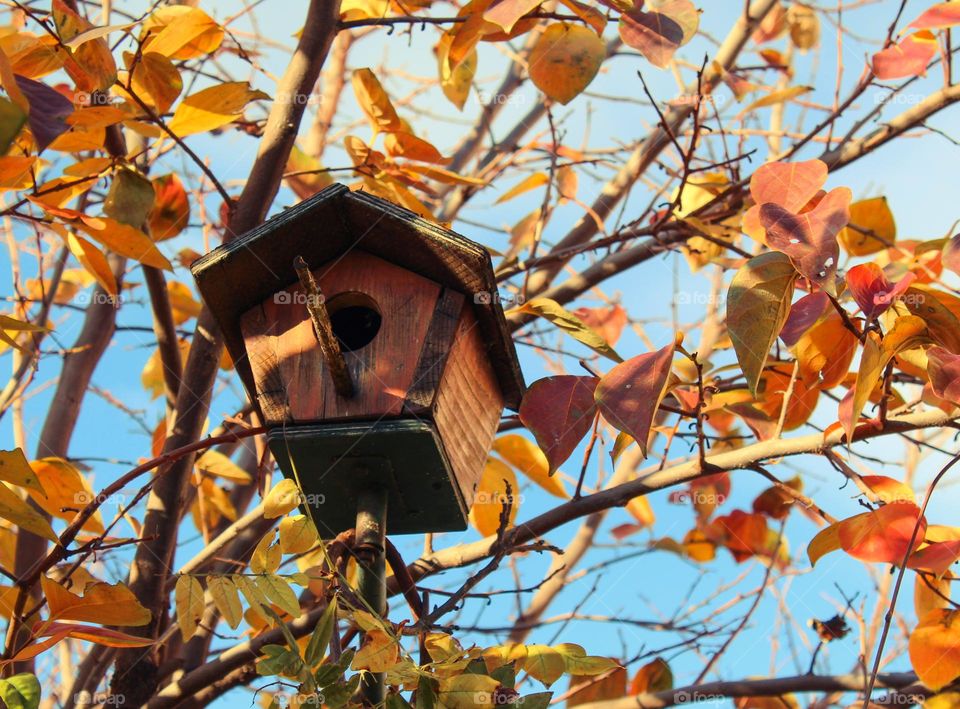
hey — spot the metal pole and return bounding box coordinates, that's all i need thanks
[355,486,387,707]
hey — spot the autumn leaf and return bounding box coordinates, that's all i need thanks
[104,168,154,228]
[495,173,549,204]
[519,376,598,473]
[909,2,960,30]
[255,574,301,618]
[194,450,250,483]
[168,82,269,137]
[469,458,518,536]
[263,479,302,519]
[492,435,568,498]
[0,449,45,496]
[438,37,476,110]
[278,514,318,554]
[899,287,960,353]
[760,186,851,295]
[0,483,57,544]
[522,644,567,686]
[528,23,605,104]
[207,575,243,629]
[140,6,224,60]
[14,75,73,151]
[908,540,960,578]
[52,0,117,92]
[927,346,960,403]
[573,304,628,346]
[62,231,117,297]
[630,657,673,694]
[483,0,542,33]
[76,217,172,270]
[352,68,404,136]
[742,158,827,241]
[845,262,914,320]
[787,3,819,50]
[352,628,400,673]
[838,197,896,255]
[148,173,190,240]
[707,509,769,563]
[41,577,150,626]
[439,674,500,709]
[175,575,205,641]
[727,252,797,395]
[594,341,675,457]
[27,458,103,534]
[910,609,960,690]
[736,85,811,118]
[619,1,698,68]
[872,31,938,80]
[511,297,622,362]
[834,501,925,564]
[126,51,182,116]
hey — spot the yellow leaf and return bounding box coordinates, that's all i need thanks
[255,574,301,618]
[737,85,811,118]
[529,23,605,104]
[910,609,960,690]
[523,644,567,686]
[264,479,302,519]
[511,297,623,362]
[495,173,548,204]
[838,197,896,255]
[28,458,104,534]
[250,532,281,575]
[41,577,150,626]
[207,575,243,629]
[626,496,655,528]
[141,339,190,400]
[492,435,567,498]
[438,41,476,110]
[402,162,486,186]
[384,131,449,164]
[555,643,621,676]
[352,628,400,673]
[174,575,205,641]
[233,574,271,616]
[76,217,172,270]
[168,82,269,137]
[279,515,318,554]
[0,483,57,544]
[438,674,499,709]
[469,458,518,537]
[141,6,224,60]
[806,522,841,566]
[63,231,117,297]
[352,68,403,136]
[195,450,251,483]
[0,156,35,189]
[0,449,45,496]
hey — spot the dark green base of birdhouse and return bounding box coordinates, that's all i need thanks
[267,419,469,537]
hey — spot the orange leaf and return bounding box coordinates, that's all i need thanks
[837,501,925,565]
[529,23,605,104]
[910,609,960,690]
[872,31,938,80]
[41,577,151,626]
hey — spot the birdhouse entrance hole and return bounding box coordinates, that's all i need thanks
[327,292,382,352]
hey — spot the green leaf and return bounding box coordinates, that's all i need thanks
[727,252,797,395]
[513,297,623,362]
[0,673,41,709]
[305,599,337,667]
[516,693,552,709]
[104,168,154,228]
[256,574,302,618]
[0,98,26,156]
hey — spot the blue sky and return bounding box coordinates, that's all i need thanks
[4,0,960,705]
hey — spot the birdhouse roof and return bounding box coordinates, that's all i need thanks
[191,183,525,410]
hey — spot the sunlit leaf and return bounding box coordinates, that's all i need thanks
[469,458,518,537]
[910,609,960,690]
[872,31,938,80]
[168,82,269,137]
[511,298,622,362]
[207,575,243,629]
[838,197,896,255]
[519,376,598,473]
[175,575,205,641]
[492,435,567,498]
[41,577,150,626]
[529,23,605,104]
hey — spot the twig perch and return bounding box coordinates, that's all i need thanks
[293,255,354,398]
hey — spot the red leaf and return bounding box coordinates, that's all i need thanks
[618,6,684,68]
[760,186,851,293]
[742,158,827,237]
[573,304,628,346]
[872,31,938,80]
[779,290,829,347]
[909,3,960,30]
[845,262,916,320]
[837,501,925,564]
[908,540,960,577]
[594,342,675,457]
[708,510,769,563]
[519,376,598,473]
[927,346,960,404]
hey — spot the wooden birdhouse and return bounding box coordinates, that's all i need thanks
[192,184,524,537]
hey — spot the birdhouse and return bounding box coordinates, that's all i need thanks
[191,184,524,537]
